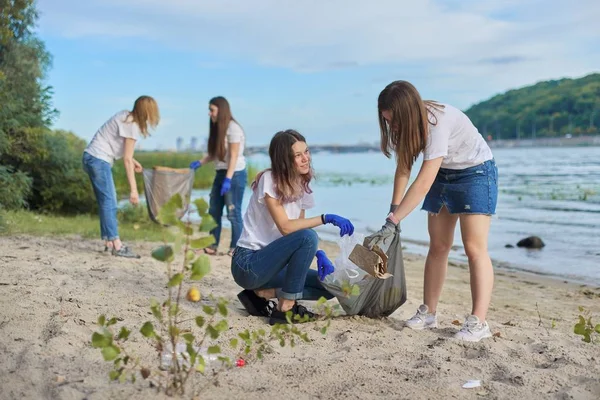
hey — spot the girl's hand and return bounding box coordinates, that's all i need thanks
[189,160,202,170]
[133,159,143,173]
[316,250,335,281]
[130,191,139,206]
[323,214,354,236]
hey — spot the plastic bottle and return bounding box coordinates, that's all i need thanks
[160,342,218,370]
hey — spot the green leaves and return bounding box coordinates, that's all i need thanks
[183,333,195,343]
[195,316,205,328]
[573,306,599,344]
[206,325,219,339]
[157,194,183,226]
[190,236,215,250]
[140,322,155,338]
[191,255,211,280]
[101,345,120,361]
[199,215,218,233]
[150,299,163,322]
[151,245,174,262]
[167,273,184,287]
[91,332,111,348]
[194,198,209,216]
[117,327,131,340]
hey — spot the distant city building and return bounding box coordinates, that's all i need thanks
[190,137,198,152]
[176,137,184,152]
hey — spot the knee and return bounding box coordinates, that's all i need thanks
[463,241,488,261]
[297,229,319,250]
[226,208,242,222]
[429,239,453,257]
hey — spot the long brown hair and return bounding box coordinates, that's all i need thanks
[377,80,444,172]
[129,95,160,137]
[252,129,314,203]
[207,96,237,161]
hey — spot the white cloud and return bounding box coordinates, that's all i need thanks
[39,0,599,68]
[38,0,600,145]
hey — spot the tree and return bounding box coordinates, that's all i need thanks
[0,0,63,211]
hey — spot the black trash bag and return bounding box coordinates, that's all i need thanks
[320,230,407,318]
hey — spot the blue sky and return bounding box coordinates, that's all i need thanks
[37,0,600,150]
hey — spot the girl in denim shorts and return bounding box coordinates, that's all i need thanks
[370,81,498,342]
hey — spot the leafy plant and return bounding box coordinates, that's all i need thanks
[574,306,600,343]
[91,194,336,396]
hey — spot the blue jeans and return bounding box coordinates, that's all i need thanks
[422,159,498,215]
[231,229,333,301]
[82,152,119,241]
[209,169,247,249]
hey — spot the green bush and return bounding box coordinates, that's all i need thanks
[0,127,97,214]
[0,165,32,210]
[117,203,149,225]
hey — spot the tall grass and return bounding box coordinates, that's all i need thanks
[112,151,259,199]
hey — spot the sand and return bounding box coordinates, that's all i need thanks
[1,231,599,400]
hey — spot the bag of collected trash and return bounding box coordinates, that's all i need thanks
[142,166,194,225]
[320,229,407,317]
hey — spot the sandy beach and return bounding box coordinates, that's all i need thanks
[1,230,599,400]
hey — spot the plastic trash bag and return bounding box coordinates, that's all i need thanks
[142,166,194,225]
[320,230,407,317]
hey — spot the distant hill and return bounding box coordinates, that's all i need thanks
[464,73,600,140]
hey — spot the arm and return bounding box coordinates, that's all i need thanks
[200,154,213,164]
[132,158,143,173]
[390,157,443,222]
[225,142,240,179]
[391,164,411,206]
[123,138,139,204]
[264,195,323,236]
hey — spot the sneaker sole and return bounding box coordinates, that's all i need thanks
[453,331,493,342]
[405,322,438,330]
[237,291,264,317]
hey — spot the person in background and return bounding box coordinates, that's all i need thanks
[190,96,247,257]
[231,130,354,325]
[83,95,160,258]
[368,80,498,342]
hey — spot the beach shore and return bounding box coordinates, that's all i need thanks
[1,230,599,399]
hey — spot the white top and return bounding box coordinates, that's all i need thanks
[84,110,141,165]
[214,120,246,172]
[423,103,493,170]
[237,171,315,250]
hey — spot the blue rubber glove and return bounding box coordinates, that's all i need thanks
[220,177,232,196]
[189,160,202,170]
[316,250,335,281]
[323,214,354,237]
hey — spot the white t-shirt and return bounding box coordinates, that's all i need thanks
[423,103,493,170]
[236,171,315,250]
[84,110,141,165]
[214,120,246,172]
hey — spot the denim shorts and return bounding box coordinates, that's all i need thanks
[422,159,498,215]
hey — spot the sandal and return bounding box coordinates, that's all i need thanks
[201,246,217,255]
[237,290,276,317]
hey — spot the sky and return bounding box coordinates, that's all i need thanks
[37,0,600,150]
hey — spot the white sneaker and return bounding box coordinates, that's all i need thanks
[453,315,492,342]
[405,304,438,330]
